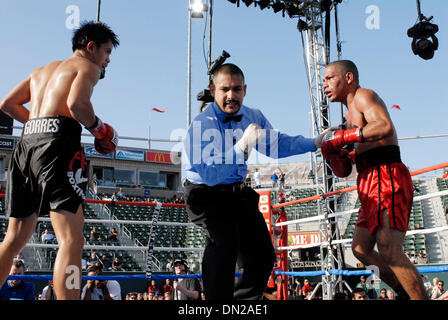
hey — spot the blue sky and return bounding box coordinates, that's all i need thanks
[0,0,446,175]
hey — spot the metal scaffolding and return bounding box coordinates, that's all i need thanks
[296,0,345,300]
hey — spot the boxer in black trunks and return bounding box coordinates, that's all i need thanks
[0,21,119,299]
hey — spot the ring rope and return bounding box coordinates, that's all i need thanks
[277,226,448,251]
[272,162,448,209]
[274,189,448,228]
[6,264,448,281]
[22,243,204,252]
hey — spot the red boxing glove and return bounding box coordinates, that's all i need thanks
[321,128,363,159]
[330,150,353,178]
[87,117,118,155]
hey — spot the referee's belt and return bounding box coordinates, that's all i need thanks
[187,180,246,193]
[214,181,246,193]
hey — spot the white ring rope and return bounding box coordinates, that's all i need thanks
[274,189,448,228]
[0,215,196,227]
[23,243,204,252]
[276,189,448,251]
[277,226,448,251]
[1,187,446,254]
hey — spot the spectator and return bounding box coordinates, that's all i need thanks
[100,255,111,270]
[116,188,126,200]
[356,276,368,293]
[294,279,303,298]
[287,278,295,297]
[142,292,148,300]
[387,290,396,300]
[162,279,173,295]
[405,251,416,264]
[86,252,99,269]
[41,280,57,300]
[147,279,160,294]
[253,168,261,189]
[278,168,285,191]
[90,227,100,241]
[147,290,155,300]
[172,259,201,300]
[41,229,55,244]
[111,257,124,271]
[431,280,445,300]
[108,228,119,241]
[378,288,388,300]
[415,250,428,264]
[245,172,251,186]
[422,275,433,297]
[416,223,423,230]
[301,279,313,296]
[137,292,144,300]
[126,292,137,300]
[164,291,173,300]
[14,252,25,264]
[166,259,174,272]
[352,287,369,300]
[0,260,35,300]
[270,173,278,188]
[153,293,164,300]
[81,266,121,300]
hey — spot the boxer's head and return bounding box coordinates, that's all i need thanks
[72,21,119,75]
[210,63,247,114]
[323,60,359,103]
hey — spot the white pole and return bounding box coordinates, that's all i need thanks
[187,2,192,129]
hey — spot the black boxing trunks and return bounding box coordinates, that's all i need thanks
[6,116,87,218]
[355,145,414,235]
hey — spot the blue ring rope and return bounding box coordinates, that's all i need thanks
[6,266,448,281]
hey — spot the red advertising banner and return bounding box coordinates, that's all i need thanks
[288,232,325,246]
[257,190,272,233]
[146,151,172,164]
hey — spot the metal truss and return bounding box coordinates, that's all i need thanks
[297,0,345,300]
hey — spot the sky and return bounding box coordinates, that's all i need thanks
[0,0,446,176]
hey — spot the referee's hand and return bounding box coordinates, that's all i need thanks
[237,123,266,157]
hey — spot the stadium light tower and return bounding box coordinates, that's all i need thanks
[187,0,208,128]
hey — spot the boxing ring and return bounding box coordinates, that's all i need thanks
[2,162,448,300]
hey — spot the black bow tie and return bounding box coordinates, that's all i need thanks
[223,114,243,123]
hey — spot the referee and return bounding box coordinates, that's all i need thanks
[182,63,331,300]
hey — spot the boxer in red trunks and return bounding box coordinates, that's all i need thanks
[321,60,427,300]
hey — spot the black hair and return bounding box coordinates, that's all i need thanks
[72,21,119,52]
[12,259,25,269]
[212,63,245,82]
[351,287,367,298]
[327,60,359,84]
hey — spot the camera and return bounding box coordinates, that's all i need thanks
[407,20,438,60]
[197,50,231,112]
[407,0,438,61]
[208,50,231,76]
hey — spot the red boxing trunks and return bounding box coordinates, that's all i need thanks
[355,145,413,235]
[6,116,87,218]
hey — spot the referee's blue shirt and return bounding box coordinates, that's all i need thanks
[182,102,316,186]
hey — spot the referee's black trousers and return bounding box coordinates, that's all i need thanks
[184,180,276,300]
